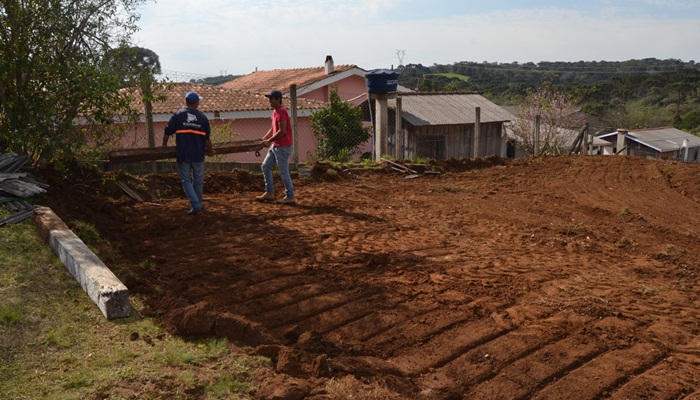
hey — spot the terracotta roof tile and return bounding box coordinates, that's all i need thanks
[218,65,360,94]
[127,83,325,114]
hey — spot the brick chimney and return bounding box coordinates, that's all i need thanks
[325,55,334,75]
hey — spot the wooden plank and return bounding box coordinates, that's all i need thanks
[0,209,33,226]
[0,179,46,197]
[568,124,588,155]
[0,154,28,173]
[382,157,417,174]
[116,180,145,202]
[108,139,265,164]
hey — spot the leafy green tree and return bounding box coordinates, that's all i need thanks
[310,86,370,162]
[676,110,700,134]
[0,0,146,164]
[103,46,163,147]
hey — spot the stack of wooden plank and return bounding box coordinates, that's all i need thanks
[108,139,265,163]
[0,153,47,226]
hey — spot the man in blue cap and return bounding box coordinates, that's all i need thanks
[256,89,296,204]
[162,91,215,215]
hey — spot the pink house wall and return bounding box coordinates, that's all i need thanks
[116,115,318,164]
[113,74,371,165]
[300,75,368,105]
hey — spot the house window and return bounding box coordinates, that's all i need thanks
[416,135,446,159]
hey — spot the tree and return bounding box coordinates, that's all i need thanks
[510,83,585,156]
[0,0,147,164]
[103,46,163,147]
[676,110,700,134]
[310,86,370,162]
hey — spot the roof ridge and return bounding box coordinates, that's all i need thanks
[629,126,675,132]
[401,91,480,96]
[250,64,357,73]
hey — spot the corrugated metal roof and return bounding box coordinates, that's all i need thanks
[599,127,700,152]
[389,93,514,127]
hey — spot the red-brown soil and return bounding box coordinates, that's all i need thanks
[42,155,700,399]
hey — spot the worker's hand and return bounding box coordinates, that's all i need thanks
[262,139,271,148]
[207,148,216,156]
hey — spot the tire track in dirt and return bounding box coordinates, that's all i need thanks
[46,156,700,399]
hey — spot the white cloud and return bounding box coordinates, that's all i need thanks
[133,1,700,75]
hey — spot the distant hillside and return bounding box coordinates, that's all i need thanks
[397,58,700,134]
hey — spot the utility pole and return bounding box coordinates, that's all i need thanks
[396,50,406,67]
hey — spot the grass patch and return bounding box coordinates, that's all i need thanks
[426,72,470,82]
[206,375,250,399]
[0,303,23,326]
[0,220,270,399]
[155,341,199,367]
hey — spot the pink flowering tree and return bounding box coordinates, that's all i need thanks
[510,83,585,156]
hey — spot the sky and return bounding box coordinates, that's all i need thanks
[133,0,700,78]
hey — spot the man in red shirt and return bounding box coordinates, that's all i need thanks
[256,89,295,204]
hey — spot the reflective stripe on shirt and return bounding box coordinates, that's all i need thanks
[175,129,207,135]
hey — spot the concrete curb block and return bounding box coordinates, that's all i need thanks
[33,206,130,320]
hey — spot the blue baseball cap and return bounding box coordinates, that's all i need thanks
[264,89,283,99]
[185,91,200,103]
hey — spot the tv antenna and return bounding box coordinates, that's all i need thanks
[396,50,406,66]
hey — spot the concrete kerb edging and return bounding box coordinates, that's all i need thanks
[33,206,130,320]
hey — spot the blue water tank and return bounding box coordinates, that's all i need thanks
[365,69,400,93]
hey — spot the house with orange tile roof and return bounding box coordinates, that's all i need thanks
[113,82,325,165]
[219,55,407,105]
[108,56,418,168]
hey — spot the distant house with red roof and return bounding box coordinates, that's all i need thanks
[219,56,372,105]
[111,56,417,167]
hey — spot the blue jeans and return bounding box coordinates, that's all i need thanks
[177,160,205,211]
[262,145,294,198]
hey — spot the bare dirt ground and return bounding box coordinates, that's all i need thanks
[42,155,700,399]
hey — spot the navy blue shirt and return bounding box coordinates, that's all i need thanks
[164,107,211,163]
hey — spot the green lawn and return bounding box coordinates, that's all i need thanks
[426,72,470,82]
[0,218,269,400]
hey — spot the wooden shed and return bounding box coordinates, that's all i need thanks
[364,92,514,160]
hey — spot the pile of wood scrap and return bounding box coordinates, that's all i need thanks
[381,157,440,179]
[0,153,47,226]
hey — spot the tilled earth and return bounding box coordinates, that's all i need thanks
[43,155,700,399]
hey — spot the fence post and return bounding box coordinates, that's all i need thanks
[580,122,589,154]
[535,115,541,157]
[395,97,403,160]
[473,107,481,158]
[290,84,298,168]
[373,94,390,162]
